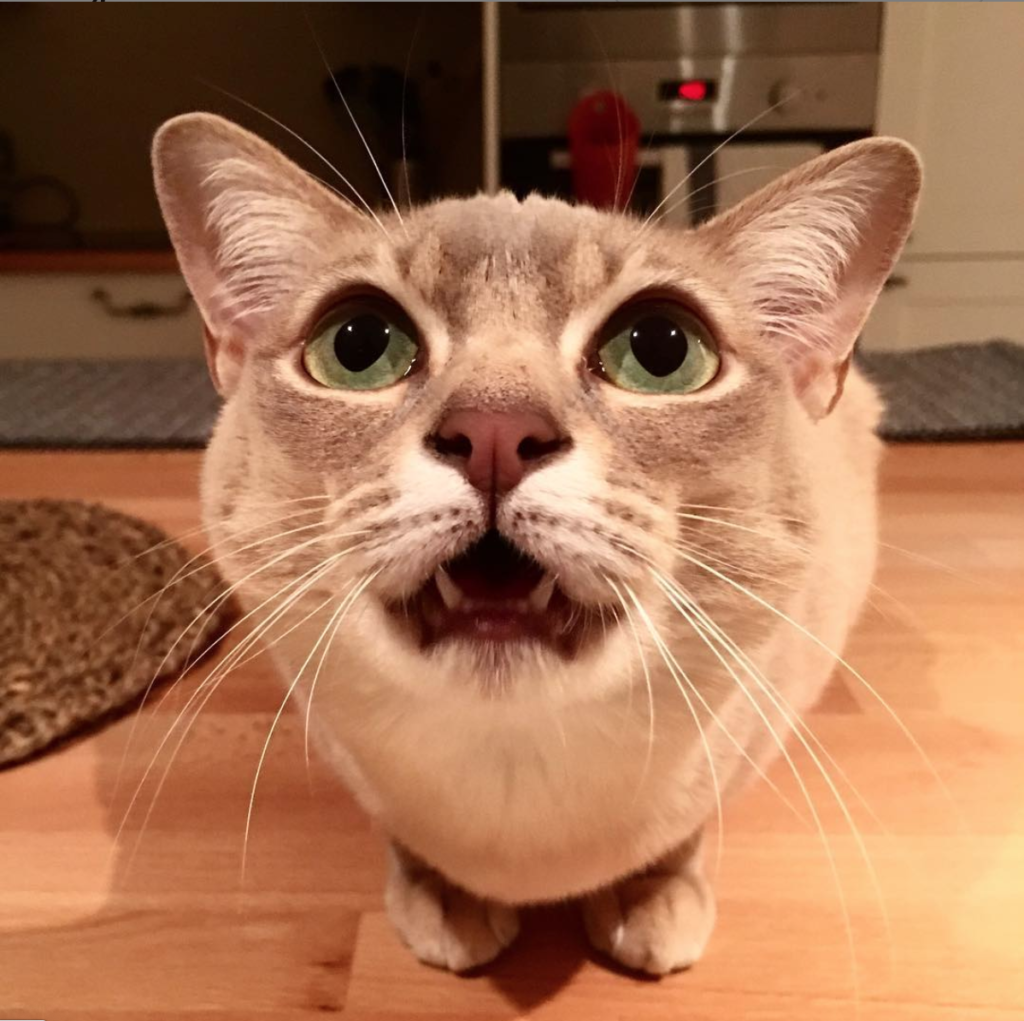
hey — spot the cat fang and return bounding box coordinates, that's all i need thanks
[384,529,611,662]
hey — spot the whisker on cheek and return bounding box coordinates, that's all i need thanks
[670,544,959,821]
[647,566,869,998]
[303,570,381,775]
[112,546,361,870]
[616,578,725,870]
[603,577,656,796]
[243,568,381,884]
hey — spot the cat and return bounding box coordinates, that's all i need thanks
[152,112,919,975]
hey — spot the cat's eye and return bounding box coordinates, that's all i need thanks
[591,300,720,395]
[303,299,419,391]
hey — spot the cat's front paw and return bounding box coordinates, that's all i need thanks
[385,844,519,972]
[581,837,716,976]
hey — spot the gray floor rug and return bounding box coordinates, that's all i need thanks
[859,339,1024,441]
[0,358,220,448]
[0,341,1021,447]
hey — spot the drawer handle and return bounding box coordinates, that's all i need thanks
[90,287,192,319]
[882,275,908,291]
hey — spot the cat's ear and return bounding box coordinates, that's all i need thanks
[152,112,365,394]
[697,138,921,418]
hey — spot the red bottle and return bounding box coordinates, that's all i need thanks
[567,91,640,210]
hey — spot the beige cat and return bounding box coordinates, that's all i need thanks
[153,113,919,975]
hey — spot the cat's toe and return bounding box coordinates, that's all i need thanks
[386,860,519,972]
[582,870,716,977]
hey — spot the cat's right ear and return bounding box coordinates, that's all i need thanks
[152,113,364,394]
[695,137,921,419]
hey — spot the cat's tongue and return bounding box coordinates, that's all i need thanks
[445,530,544,600]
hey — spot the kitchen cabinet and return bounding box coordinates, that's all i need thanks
[861,2,1024,351]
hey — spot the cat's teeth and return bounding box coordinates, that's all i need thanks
[433,567,555,614]
[435,566,463,610]
[529,574,556,613]
[461,597,531,612]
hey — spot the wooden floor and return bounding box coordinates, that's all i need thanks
[1,444,1023,1020]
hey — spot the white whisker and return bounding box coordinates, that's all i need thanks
[108,503,338,804]
[646,567,864,1003]
[302,570,380,774]
[113,545,358,868]
[243,568,377,883]
[655,165,784,227]
[622,575,805,821]
[640,97,794,231]
[675,535,804,592]
[121,550,354,875]
[675,511,909,619]
[583,15,625,210]
[124,523,351,738]
[655,568,892,921]
[202,79,392,239]
[672,545,959,820]
[399,9,424,207]
[95,505,329,667]
[123,494,330,567]
[304,9,406,232]
[662,563,890,836]
[618,580,727,874]
[603,577,656,796]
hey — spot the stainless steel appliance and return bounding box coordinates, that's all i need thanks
[498,2,882,224]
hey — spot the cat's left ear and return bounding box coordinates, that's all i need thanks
[697,138,921,418]
[152,112,368,395]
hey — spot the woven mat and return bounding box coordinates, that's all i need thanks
[0,341,1021,446]
[0,500,231,768]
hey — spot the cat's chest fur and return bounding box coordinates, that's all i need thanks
[276,557,855,905]
[300,647,729,902]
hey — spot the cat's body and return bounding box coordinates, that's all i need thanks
[155,115,918,974]
[203,356,881,906]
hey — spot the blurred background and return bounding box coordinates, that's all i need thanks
[0,1,1021,444]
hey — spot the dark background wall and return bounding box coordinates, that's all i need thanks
[0,2,482,249]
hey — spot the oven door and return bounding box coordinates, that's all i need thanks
[649,141,826,227]
[531,139,826,224]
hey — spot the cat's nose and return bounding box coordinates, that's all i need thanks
[430,408,569,494]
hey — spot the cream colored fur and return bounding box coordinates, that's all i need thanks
[152,114,920,975]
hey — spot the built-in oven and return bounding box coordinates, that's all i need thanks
[498,2,882,225]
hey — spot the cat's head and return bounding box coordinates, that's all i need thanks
[153,113,919,703]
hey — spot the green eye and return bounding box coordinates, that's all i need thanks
[593,302,720,395]
[303,300,419,390]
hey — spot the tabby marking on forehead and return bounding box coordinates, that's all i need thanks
[569,237,617,304]
[392,194,624,341]
[400,233,443,302]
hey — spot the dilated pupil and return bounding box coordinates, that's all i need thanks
[334,315,391,372]
[629,316,689,377]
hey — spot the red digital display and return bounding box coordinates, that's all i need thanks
[678,80,708,102]
[659,78,717,103]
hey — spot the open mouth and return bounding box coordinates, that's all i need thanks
[386,530,603,656]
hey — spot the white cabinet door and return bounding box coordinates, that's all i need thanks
[871,2,1024,351]
[877,2,1024,257]
[860,259,1024,352]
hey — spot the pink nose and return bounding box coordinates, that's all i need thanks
[431,408,568,494]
